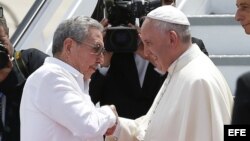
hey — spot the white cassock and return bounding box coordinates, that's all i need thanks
[106,44,234,141]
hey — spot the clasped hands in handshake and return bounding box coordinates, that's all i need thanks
[105,105,119,136]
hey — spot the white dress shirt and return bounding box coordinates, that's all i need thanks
[106,44,234,141]
[20,57,116,141]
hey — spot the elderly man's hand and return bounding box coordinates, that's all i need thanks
[105,105,118,136]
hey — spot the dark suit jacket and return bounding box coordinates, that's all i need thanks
[232,72,250,124]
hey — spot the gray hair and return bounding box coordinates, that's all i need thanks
[145,17,191,43]
[52,16,103,55]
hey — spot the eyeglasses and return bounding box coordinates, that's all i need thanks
[75,40,105,56]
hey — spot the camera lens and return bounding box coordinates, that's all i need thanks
[111,30,131,47]
[104,27,138,52]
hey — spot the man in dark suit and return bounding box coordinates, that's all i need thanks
[232,72,250,124]
[231,0,250,124]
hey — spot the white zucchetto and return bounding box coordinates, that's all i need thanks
[147,5,190,26]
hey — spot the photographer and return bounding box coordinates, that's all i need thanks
[90,0,208,119]
[0,9,48,141]
[90,19,167,119]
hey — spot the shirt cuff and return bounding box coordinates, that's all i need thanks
[101,105,117,128]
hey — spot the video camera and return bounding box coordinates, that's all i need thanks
[104,0,161,52]
[0,42,9,69]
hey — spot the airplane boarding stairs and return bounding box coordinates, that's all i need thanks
[8,0,250,94]
[177,0,250,94]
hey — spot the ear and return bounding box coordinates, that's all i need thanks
[63,38,74,55]
[169,30,178,48]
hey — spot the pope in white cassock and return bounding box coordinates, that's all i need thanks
[106,5,234,141]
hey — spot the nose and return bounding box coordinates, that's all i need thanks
[143,47,151,58]
[97,52,104,62]
[235,9,242,22]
